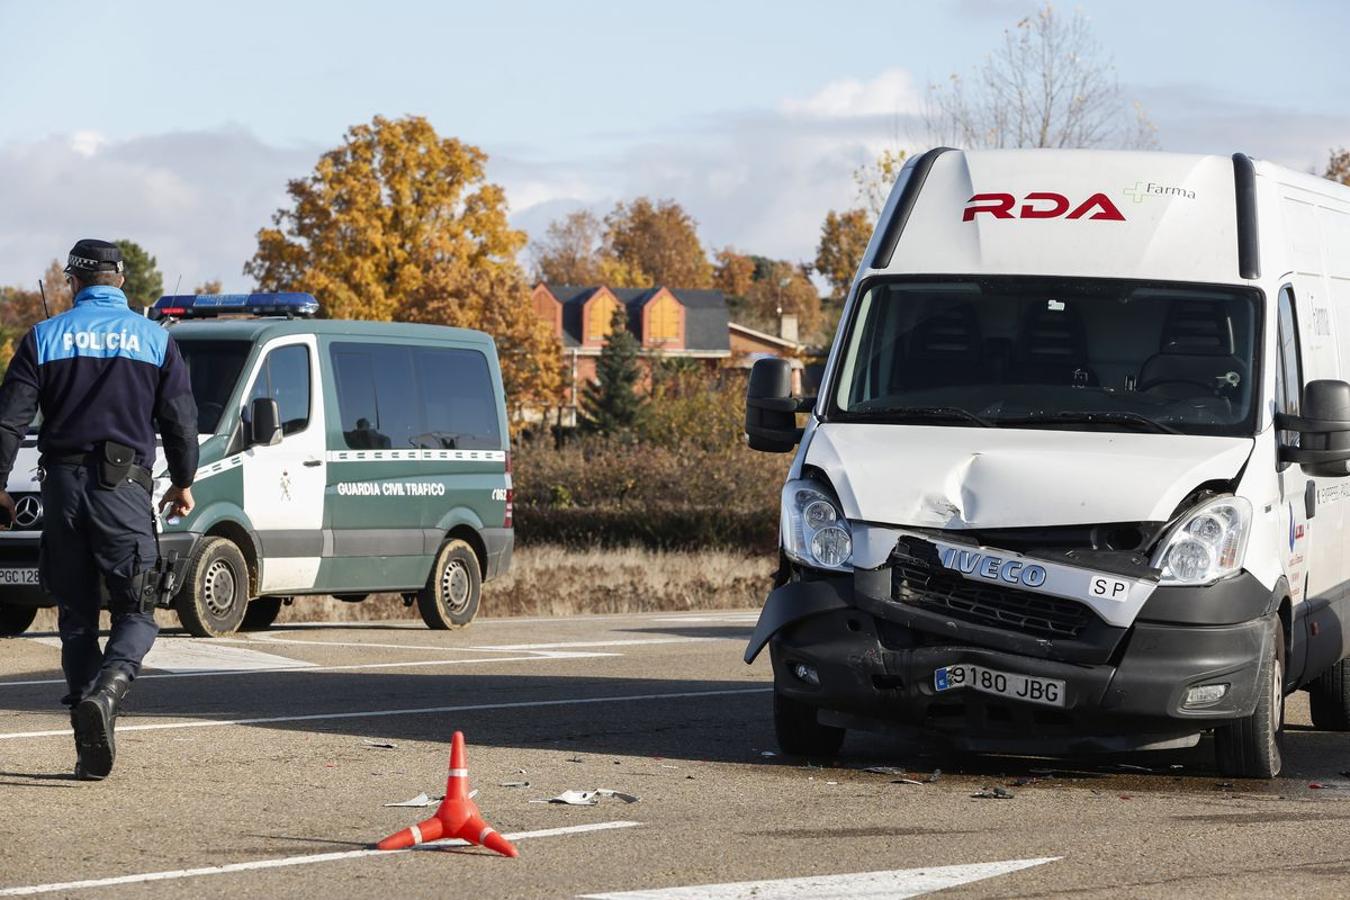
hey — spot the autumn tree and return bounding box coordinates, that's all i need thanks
[245,115,561,422]
[926,3,1156,150]
[582,305,643,435]
[604,198,712,289]
[814,209,872,301]
[531,209,646,286]
[853,149,909,220]
[114,239,163,310]
[192,279,224,295]
[0,261,72,369]
[713,248,755,301]
[1326,148,1350,186]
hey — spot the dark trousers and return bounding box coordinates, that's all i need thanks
[39,463,159,706]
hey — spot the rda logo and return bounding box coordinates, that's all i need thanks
[962,192,1125,222]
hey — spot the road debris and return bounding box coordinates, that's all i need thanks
[499,781,530,788]
[1214,782,1235,791]
[362,739,397,750]
[384,792,438,808]
[925,769,942,784]
[533,789,640,806]
[971,787,1014,800]
[760,751,777,758]
[890,778,925,786]
[862,766,906,776]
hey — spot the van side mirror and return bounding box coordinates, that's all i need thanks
[1276,379,1350,477]
[745,358,808,453]
[248,397,284,448]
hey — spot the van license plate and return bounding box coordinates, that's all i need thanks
[0,568,39,586]
[934,665,1066,707]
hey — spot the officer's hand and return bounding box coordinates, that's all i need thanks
[0,491,13,530]
[160,486,194,518]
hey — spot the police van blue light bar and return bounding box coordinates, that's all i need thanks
[150,292,320,320]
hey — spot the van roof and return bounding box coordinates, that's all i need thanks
[165,317,495,349]
[864,149,1334,286]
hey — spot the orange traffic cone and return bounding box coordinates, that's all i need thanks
[375,731,519,858]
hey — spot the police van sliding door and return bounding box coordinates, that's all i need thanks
[240,335,327,592]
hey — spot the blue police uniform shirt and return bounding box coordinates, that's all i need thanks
[0,286,199,488]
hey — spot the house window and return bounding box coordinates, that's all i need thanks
[646,294,682,345]
[585,292,619,343]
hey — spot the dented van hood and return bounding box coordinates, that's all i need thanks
[805,423,1253,529]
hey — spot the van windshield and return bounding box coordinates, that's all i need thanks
[829,277,1261,437]
[175,339,252,434]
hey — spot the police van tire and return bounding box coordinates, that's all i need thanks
[773,691,845,758]
[1214,618,1285,778]
[1308,658,1350,731]
[0,605,38,636]
[241,596,284,631]
[175,537,250,638]
[417,540,481,630]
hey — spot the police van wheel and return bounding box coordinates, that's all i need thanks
[176,537,250,638]
[241,597,284,631]
[0,605,38,636]
[417,540,481,630]
[1214,618,1284,778]
[1308,658,1350,731]
[773,691,845,759]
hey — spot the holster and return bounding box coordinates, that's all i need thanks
[98,441,136,491]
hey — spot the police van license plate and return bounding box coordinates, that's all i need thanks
[934,664,1065,707]
[0,568,39,586]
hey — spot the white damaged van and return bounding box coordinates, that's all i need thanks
[745,149,1350,777]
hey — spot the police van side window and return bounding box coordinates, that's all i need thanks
[1275,286,1302,451]
[332,343,501,451]
[247,344,311,436]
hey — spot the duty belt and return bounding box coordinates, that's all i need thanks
[41,452,155,493]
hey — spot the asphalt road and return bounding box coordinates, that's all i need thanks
[1,610,1348,899]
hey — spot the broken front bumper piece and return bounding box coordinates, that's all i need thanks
[745,569,1277,755]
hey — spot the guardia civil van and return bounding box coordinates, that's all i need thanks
[0,293,512,637]
[745,149,1350,778]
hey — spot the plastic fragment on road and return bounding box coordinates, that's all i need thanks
[533,789,640,806]
[363,739,397,750]
[890,778,925,786]
[759,751,777,758]
[499,781,530,788]
[373,731,519,858]
[385,792,437,808]
[863,766,906,776]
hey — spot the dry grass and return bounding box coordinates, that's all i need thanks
[27,546,773,631]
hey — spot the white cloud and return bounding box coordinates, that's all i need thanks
[780,68,924,119]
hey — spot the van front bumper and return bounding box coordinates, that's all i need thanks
[753,575,1276,755]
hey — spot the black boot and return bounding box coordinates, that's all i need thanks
[73,669,131,780]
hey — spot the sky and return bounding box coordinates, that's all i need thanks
[1,0,1347,292]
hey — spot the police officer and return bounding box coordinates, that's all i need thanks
[0,239,199,780]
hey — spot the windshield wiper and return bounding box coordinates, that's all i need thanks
[997,410,1180,435]
[847,405,995,427]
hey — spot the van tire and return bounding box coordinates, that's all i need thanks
[1214,618,1284,778]
[241,596,284,631]
[773,691,845,758]
[1308,658,1350,731]
[417,539,481,630]
[175,537,250,638]
[0,605,38,636]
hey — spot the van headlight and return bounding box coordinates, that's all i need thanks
[782,479,853,571]
[1153,495,1252,585]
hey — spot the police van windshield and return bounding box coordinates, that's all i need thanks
[174,339,251,434]
[829,277,1260,437]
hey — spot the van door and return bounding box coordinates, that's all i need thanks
[240,335,327,593]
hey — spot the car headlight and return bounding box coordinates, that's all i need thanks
[1153,495,1252,585]
[781,479,853,571]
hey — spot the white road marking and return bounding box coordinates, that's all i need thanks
[0,821,641,896]
[471,638,725,651]
[0,652,617,689]
[0,687,771,740]
[27,637,314,673]
[579,858,1061,899]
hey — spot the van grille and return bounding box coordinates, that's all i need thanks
[890,551,1095,640]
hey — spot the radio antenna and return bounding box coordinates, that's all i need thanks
[37,280,52,319]
[172,274,183,296]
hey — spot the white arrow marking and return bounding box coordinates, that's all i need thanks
[579,858,1061,899]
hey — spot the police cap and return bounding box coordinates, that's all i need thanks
[64,239,124,275]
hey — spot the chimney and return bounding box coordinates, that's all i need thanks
[778,313,799,343]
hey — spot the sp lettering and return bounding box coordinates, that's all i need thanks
[1089,575,1130,601]
[940,548,1047,588]
[962,192,1126,222]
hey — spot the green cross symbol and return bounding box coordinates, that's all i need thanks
[1123,181,1150,203]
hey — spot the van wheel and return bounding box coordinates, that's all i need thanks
[241,596,284,631]
[175,537,250,638]
[1309,658,1350,731]
[417,539,481,630]
[774,691,845,758]
[1214,618,1284,778]
[0,605,38,636]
